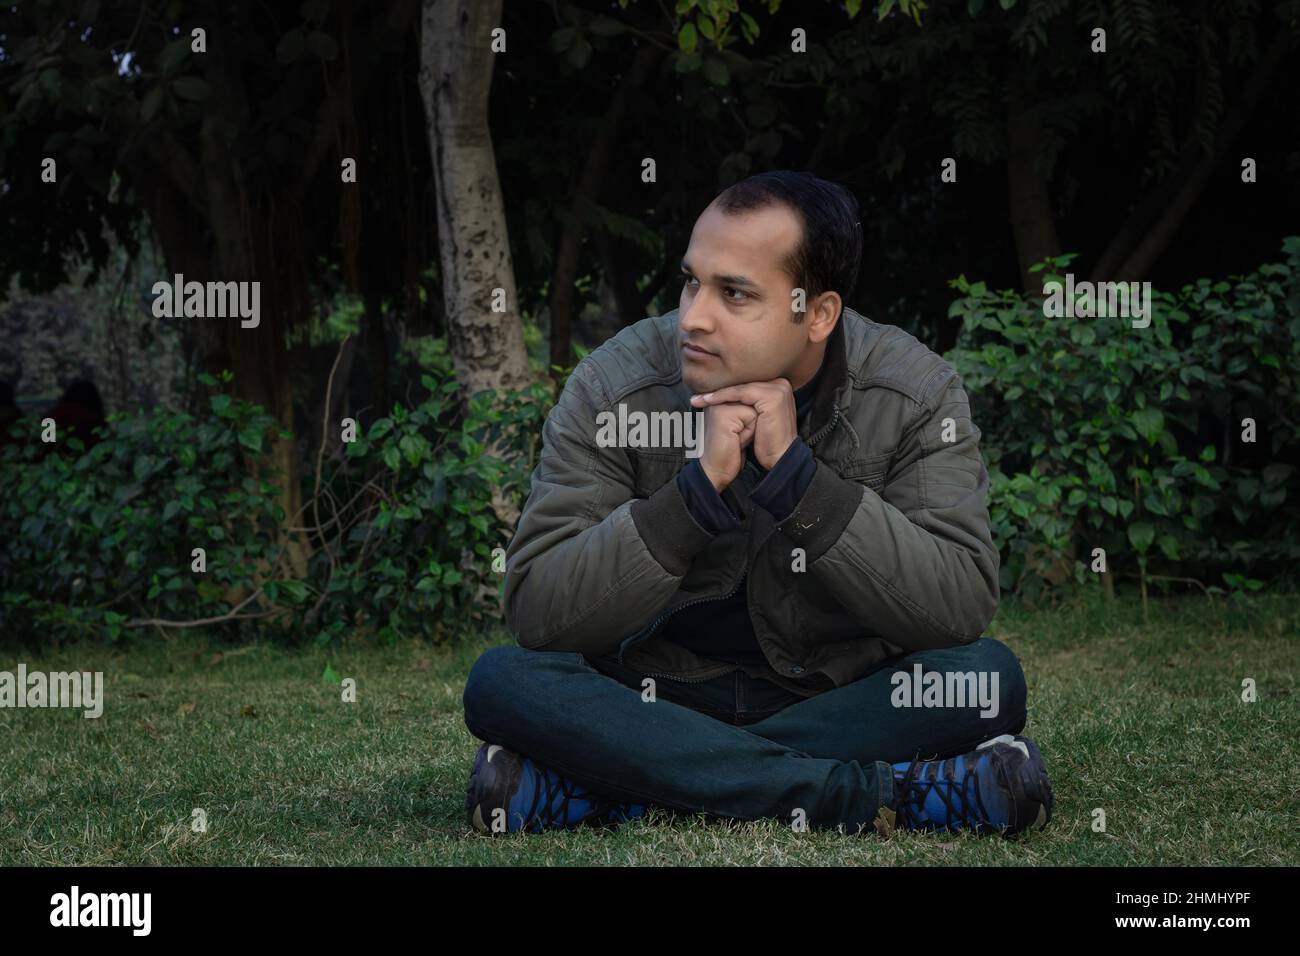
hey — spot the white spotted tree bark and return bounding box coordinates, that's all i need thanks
[420,0,534,537]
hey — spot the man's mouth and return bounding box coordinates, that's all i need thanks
[682,342,718,360]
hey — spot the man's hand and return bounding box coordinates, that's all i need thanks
[691,378,797,470]
[697,401,759,493]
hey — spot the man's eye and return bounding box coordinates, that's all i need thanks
[724,287,747,301]
[682,275,698,288]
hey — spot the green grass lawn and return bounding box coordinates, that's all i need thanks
[2,590,1296,866]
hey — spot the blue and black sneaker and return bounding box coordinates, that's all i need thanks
[888,734,1054,837]
[466,742,648,834]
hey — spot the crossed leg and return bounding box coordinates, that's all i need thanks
[461,637,1028,831]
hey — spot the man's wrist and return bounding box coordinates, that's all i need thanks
[701,463,729,493]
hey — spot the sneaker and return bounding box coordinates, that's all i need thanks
[465,742,647,834]
[889,734,1054,837]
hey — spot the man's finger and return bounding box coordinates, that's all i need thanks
[690,383,771,407]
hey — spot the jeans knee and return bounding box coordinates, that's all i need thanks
[973,638,1027,729]
[463,645,588,733]
[463,644,528,729]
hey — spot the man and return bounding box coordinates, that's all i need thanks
[462,170,1054,838]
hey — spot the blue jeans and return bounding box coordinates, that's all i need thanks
[462,638,1028,833]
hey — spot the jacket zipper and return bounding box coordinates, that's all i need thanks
[617,559,749,680]
[807,404,841,448]
[617,405,841,682]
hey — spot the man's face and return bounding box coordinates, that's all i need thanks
[677,201,812,394]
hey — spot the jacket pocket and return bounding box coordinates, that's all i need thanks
[631,450,685,498]
[838,453,891,492]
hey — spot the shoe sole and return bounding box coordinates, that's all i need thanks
[976,734,1054,836]
[466,743,524,835]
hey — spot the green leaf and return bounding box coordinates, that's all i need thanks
[701,57,729,86]
[322,663,342,684]
[237,424,263,452]
[1262,463,1294,487]
[278,580,308,604]
[1127,522,1155,553]
[1069,324,1096,346]
[140,86,165,122]
[158,37,190,75]
[1129,407,1164,444]
[399,433,427,466]
[1260,488,1286,509]
[678,22,698,52]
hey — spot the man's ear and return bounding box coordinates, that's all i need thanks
[808,291,841,344]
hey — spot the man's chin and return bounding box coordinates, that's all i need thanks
[682,365,735,394]
[683,372,724,395]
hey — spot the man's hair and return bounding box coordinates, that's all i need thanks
[711,170,862,322]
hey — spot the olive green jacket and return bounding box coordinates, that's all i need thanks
[502,306,1000,698]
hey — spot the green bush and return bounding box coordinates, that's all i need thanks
[0,362,553,646]
[307,370,551,644]
[946,236,1300,601]
[0,371,286,642]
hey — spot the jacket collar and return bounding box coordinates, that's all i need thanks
[801,312,848,446]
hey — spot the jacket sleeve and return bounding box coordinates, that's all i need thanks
[775,371,1000,651]
[502,358,719,655]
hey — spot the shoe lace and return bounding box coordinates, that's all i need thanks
[524,764,585,831]
[895,753,994,832]
[522,764,634,832]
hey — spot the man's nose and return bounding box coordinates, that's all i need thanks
[680,290,715,332]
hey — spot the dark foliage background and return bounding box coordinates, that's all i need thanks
[2,0,1297,646]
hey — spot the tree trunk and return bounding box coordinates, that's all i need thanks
[547,42,660,373]
[199,114,309,580]
[364,287,389,415]
[592,226,646,331]
[1005,77,1061,292]
[420,0,533,537]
